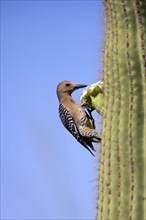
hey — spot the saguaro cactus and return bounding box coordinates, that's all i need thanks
[96,0,146,220]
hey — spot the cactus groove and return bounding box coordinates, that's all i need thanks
[97,1,146,220]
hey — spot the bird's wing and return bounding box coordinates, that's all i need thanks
[59,104,94,156]
[59,104,81,140]
[78,111,101,143]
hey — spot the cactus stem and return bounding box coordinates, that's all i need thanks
[97,0,145,219]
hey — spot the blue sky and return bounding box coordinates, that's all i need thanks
[1,1,104,219]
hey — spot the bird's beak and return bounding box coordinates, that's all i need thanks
[75,84,88,89]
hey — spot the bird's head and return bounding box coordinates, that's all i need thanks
[57,80,87,100]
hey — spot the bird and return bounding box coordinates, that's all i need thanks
[56,80,101,156]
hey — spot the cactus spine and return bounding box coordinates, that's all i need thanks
[97,1,146,220]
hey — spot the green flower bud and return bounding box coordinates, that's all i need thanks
[80,81,104,115]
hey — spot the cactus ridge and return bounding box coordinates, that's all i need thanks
[135,1,146,75]
[121,1,135,218]
[97,0,112,218]
[114,0,121,216]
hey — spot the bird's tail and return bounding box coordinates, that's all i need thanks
[92,136,101,143]
[83,138,96,156]
[86,147,95,156]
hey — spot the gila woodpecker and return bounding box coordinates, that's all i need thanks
[56,80,101,156]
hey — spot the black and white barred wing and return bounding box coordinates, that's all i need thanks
[59,104,81,142]
[59,104,95,156]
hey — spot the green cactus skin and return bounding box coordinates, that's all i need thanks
[97,1,146,220]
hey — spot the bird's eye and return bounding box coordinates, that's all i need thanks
[66,83,70,87]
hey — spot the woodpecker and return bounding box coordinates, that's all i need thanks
[56,80,101,156]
